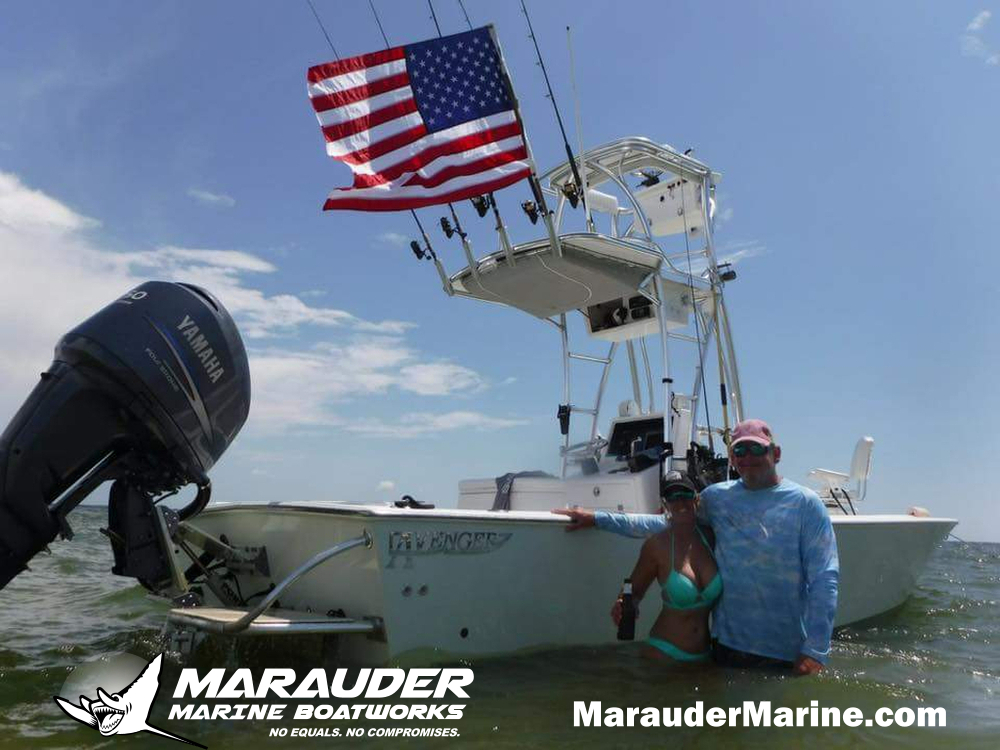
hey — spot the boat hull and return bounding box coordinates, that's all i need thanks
[174,503,955,664]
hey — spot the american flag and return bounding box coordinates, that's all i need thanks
[307,26,532,211]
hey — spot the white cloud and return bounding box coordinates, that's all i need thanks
[673,239,766,276]
[961,12,998,66]
[247,340,493,433]
[0,170,514,440]
[716,239,767,266]
[143,246,276,273]
[115,245,411,339]
[967,10,992,32]
[187,188,236,208]
[961,34,990,58]
[398,363,485,395]
[376,480,396,491]
[347,411,528,439]
[0,172,100,234]
[375,231,410,247]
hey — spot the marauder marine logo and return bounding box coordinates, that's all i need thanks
[54,653,205,747]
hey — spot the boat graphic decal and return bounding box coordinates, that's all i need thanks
[388,530,513,557]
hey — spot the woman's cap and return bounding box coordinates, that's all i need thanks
[660,471,698,499]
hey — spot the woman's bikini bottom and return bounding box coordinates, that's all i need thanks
[647,636,711,662]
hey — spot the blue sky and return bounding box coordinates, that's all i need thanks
[1,2,998,541]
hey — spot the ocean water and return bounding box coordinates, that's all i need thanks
[0,507,996,749]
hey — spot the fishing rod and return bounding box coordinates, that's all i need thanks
[440,203,482,283]
[305,0,339,58]
[409,211,454,295]
[565,25,592,231]
[519,0,587,216]
[457,0,473,30]
[427,0,442,36]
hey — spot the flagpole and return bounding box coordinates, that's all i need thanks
[487,24,563,259]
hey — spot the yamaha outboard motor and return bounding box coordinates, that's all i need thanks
[0,281,250,592]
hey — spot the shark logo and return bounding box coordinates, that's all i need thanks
[54,653,205,747]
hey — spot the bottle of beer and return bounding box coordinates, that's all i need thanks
[617,578,636,641]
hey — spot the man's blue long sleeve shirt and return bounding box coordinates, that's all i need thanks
[596,478,839,663]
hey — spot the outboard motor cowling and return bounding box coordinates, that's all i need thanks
[0,281,250,591]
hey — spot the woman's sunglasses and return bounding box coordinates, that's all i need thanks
[663,490,696,503]
[732,442,771,458]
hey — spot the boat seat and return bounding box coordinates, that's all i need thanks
[808,436,874,505]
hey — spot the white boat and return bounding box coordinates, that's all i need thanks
[157,138,956,665]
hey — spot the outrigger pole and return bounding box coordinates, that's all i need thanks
[519,0,587,220]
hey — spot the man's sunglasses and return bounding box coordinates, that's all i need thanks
[663,490,696,503]
[732,442,771,458]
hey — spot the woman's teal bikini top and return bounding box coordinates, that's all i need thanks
[661,526,722,610]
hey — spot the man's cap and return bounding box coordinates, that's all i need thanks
[660,471,698,500]
[731,418,775,447]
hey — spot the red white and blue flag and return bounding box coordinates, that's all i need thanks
[307,26,532,211]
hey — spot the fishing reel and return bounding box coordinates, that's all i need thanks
[0,281,251,592]
[684,442,731,489]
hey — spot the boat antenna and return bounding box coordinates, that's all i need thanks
[519,0,587,216]
[565,26,592,231]
[457,0,473,30]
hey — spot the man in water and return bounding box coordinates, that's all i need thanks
[554,419,838,675]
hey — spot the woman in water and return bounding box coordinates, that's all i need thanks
[613,474,721,662]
